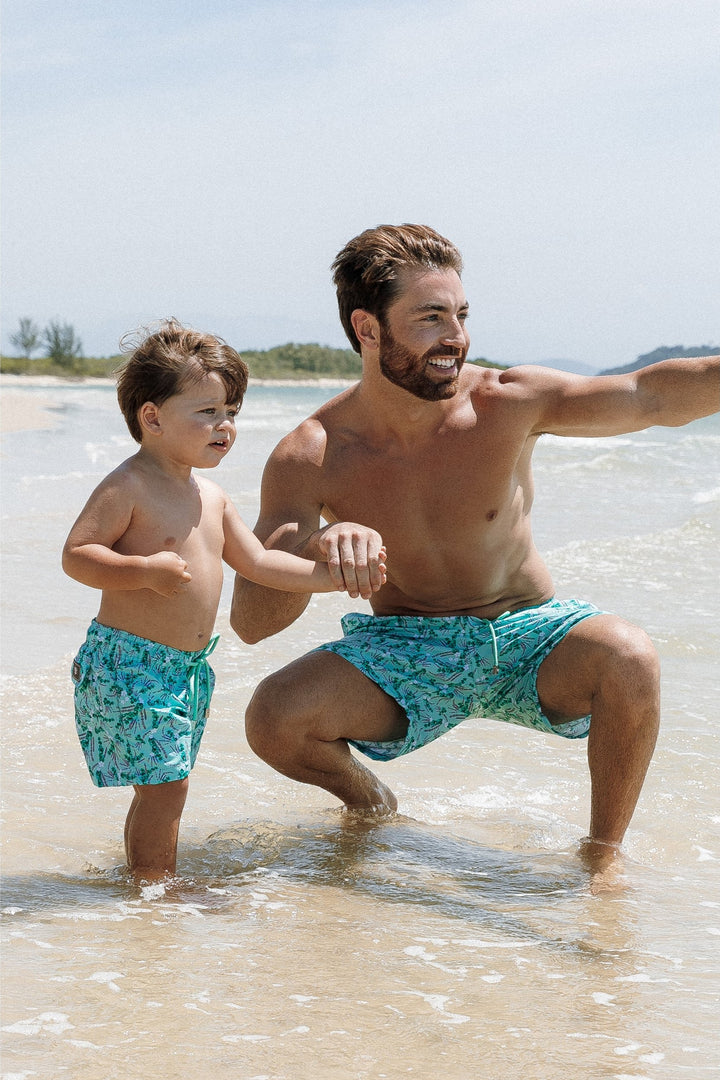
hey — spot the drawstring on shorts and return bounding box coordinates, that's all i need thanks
[487,619,500,673]
[188,635,219,722]
[486,612,509,673]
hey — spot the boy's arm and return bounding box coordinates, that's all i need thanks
[62,475,192,597]
[222,498,386,596]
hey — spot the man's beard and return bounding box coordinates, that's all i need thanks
[378,322,466,401]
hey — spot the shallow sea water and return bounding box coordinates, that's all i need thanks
[1,382,719,1079]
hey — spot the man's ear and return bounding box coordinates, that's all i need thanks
[350,309,380,352]
[138,401,162,436]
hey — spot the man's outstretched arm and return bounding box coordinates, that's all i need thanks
[633,353,720,427]
[523,353,720,438]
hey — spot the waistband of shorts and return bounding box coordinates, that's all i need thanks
[338,599,602,672]
[346,598,599,627]
[87,619,219,661]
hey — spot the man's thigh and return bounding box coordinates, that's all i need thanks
[536,614,657,726]
[252,649,410,745]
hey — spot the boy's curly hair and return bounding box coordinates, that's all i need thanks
[116,319,249,443]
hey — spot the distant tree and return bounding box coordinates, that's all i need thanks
[43,320,83,367]
[9,317,41,359]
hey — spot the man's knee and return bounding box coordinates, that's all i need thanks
[540,615,660,722]
[607,619,659,673]
[597,619,660,704]
[245,673,295,761]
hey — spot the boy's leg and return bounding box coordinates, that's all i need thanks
[124,790,140,862]
[125,778,190,882]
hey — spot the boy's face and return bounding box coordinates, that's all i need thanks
[150,372,240,469]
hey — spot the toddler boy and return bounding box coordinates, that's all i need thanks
[63,320,386,883]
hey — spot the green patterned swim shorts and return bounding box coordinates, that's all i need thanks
[72,620,218,787]
[314,598,604,761]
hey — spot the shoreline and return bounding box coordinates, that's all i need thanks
[0,373,356,434]
[0,373,356,388]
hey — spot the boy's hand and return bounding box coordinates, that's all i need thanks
[145,551,192,597]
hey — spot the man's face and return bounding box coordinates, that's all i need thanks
[378,268,470,402]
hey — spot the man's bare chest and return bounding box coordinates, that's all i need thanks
[319,424,534,533]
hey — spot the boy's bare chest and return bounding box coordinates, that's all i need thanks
[117,484,224,556]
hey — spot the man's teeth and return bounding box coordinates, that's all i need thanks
[428,357,456,368]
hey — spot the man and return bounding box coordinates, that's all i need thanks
[231,223,719,875]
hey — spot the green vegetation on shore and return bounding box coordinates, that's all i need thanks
[1,342,501,381]
[3,313,713,381]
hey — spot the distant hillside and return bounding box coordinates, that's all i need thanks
[600,345,717,376]
[242,343,361,379]
[216,343,503,379]
[506,358,599,375]
[1,343,503,380]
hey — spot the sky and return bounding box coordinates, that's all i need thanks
[2,0,719,370]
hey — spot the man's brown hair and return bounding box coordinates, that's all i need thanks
[331,224,464,353]
[116,319,249,443]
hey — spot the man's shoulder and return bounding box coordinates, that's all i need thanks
[268,413,331,473]
[466,363,577,400]
[273,385,360,457]
[461,363,526,405]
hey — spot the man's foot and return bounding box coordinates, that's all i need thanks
[578,837,628,895]
[341,776,398,816]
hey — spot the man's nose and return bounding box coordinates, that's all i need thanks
[441,318,468,348]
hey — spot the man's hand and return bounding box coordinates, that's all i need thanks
[145,550,192,597]
[309,523,387,600]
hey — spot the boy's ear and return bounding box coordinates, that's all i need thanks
[138,401,162,436]
[350,308,380,352]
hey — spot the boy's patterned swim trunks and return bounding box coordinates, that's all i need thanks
[314,598,605,761]
[72,620,218,787]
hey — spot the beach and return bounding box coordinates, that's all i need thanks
[0,377,70,432]
[1,377,719,1079]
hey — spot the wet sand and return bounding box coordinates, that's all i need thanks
[0,377,70,433]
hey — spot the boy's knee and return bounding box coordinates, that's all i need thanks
[135,776,189,809]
